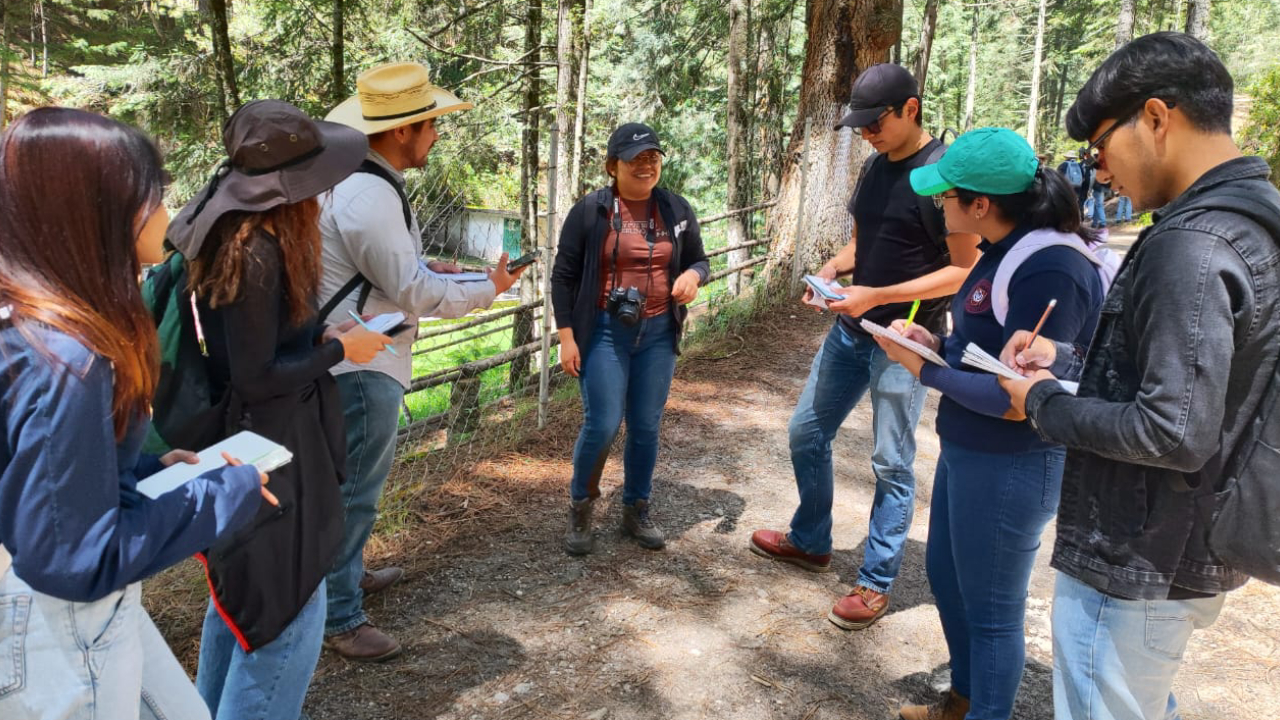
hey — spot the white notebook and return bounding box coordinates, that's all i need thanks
[859,319,949,367]
[136,431,292,500]
[364,311,406,334]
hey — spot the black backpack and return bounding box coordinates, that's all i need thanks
[317,160,414,322]
[1171,190,1280,585]
[851,142,950,260]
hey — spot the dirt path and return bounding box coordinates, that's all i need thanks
[149,304,1280,720]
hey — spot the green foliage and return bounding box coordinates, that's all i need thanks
[1241,64,1280,190]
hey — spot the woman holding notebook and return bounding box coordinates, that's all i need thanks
[168,100,390,720]
[873,128,1110,720]
[0,109,271,720]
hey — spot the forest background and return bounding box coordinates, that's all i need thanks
[2,0,1279,269]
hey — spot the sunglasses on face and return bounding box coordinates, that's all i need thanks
[932,192,960,210]
[858,108,896,135]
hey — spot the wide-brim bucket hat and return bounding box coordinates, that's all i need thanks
[169,99,368,257]
[326,62,474,136]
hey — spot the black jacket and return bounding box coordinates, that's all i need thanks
[197,230,348,650]
[551,187,710,358]
[1026,157,1280,599]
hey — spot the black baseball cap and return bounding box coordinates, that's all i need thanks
[835,63,919,130]
[607,122,665,162]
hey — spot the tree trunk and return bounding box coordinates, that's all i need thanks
[208,0,240,110]
[963,6,978,131]
[1115,0,1136,48]
[38,0,46,78]
[762,0,903,291]
[510,0,543,389]
[1185,0,1210,41]
[553,0,581,228]
[331,0,344,102]
[726,0,751,295]
[569,0,589,200]
[912,0,938,95]
[1026,0,1047,149]
[0,0,9,132]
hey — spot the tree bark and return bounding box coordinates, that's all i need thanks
[726,0,751,295]
[208,0,240,110]
[569,0,589,200]
[1115,0,1136,48]
[553,0,581,228]
[762,0,903,291]
[1185,0,1210,41]
[38,0,46,78]
[511,0,544,389]
[963,6,978,131]
[912,0,938,95]
[0,0,9,132]
[1026,0,1047,149]
[331,0,344,102]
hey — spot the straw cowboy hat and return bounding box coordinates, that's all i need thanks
[326,62,474,135]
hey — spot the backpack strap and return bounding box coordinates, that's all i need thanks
[914,142,951,257]
[989,229,1120,326]
[318,160,414,322]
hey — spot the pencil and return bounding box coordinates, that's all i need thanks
[1025,299,1058,349]
[904,299,922,329]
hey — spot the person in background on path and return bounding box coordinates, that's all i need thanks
[0,108,267,720]
[1114,193,1134,224]
[551,122,709,555]
[877,128,1107,720]
[1000,32,1280,720]
[1088,154,1110,229]
[318,61,525,662]
[748,63,981,631]
[169,100,390,720]
[1057,149,1089,211]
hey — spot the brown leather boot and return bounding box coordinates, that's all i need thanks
[324,621,402,662]
[899,689,969,720]
[358,567,404,596]
[565,498,595,556]
[749,529,832,572]
[828,585,890,630]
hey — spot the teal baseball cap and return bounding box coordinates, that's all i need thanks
[909,127,1039,197]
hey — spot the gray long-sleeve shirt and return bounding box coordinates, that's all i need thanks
[318,151,497,388]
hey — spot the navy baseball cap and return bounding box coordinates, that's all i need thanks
[835,63,919,130]
[607,122,664,162]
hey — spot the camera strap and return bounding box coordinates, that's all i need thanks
[608,195,658,297]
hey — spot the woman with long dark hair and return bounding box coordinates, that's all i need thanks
[551,123,709,555]
[875,128,1111,720]
[0,109,268,719]
[166,100,389,720]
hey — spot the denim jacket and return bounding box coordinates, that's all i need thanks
[1025,157,1280,600]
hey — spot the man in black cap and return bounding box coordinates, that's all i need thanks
[751,63,980,631]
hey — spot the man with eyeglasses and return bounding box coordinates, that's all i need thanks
[750,63,980,631]
[999,33,1280,720]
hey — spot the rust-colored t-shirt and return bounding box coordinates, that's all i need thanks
[598,197,672,318]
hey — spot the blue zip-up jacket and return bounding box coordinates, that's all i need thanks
[0,323,262,602]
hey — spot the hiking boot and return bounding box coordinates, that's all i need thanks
[828,585,890,630]
[359,567,404,596]
[324,622,402,662]
[899,689,970,720]
[621,500,666,550]
[748,529,832,573]
[565,498,595,556]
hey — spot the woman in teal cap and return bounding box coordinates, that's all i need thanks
[873,127,1113,720]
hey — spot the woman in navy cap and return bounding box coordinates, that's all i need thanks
[551,123,709,555]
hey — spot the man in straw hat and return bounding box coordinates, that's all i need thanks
[318,61,526,661]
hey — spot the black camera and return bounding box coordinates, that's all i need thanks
[606,286,646,327]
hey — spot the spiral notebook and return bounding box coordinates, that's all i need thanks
[858,319,949,367]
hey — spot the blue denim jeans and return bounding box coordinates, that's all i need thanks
[196,580,326,720]
[927,440,1064,719]
[1115,195,1133,223]
[325,370,405,636]
[787,322,926,593]
[1052,572,1225,720]
[0,572,210,720]
[1091,187,1108,227]
[570,311,677,505]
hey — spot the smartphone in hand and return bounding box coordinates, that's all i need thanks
[507,252,539,271]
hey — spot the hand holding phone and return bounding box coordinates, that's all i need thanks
[507,252,539,271]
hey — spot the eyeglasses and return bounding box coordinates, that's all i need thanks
[858,108,895,135]
[1085,99,1176,170]
[932,192,960,210]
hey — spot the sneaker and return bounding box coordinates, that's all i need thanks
[828,585,890,630]
[621,500,666,550]
[324,622,402,662]
[565,498,595,556]
[748,529,831,573]
[359,567,404,596]
[899,689,970,720]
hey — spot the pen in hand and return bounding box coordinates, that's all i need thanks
[347,309,398,356]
